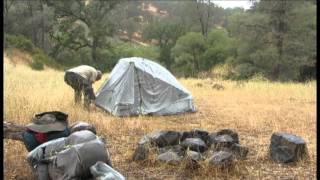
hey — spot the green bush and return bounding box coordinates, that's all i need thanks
[211,63,233,79]
[95,48,118,72]
[172,32,206,77]
[32,48,61,70]
[4,34,34,52]
[232,63,259,80]
[113,42,159,61]
[250,73,268,82]
[29,60,44,71]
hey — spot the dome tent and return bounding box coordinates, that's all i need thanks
[95,57,196,116]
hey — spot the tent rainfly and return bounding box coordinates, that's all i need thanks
[95,57,196,116]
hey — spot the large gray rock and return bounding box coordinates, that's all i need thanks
[181,138,208,153]
[230,143,249,159]
[156,151,182,164]
[148,130,181,148]
[138,135,151,145]
[186,150,202,161]
[208,151,234,167]
[216,129,239,144]
[269,132,309,163]
[206,132,217,146]
[212,134,234,151]
[132,144,149,161]
[216,143,249,159]
[191,129,209,141]
[181,131,193,142]
[132,135,153,161]
[181,129,209,142]
[157,144,185,156]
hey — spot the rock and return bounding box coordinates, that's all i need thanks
[206,132,217,146]
[132,144,149,161]
[132,135,152,161]
[157,144,185,156]
[216,129,239,144]
[138,135,150,145]
[181,138,208,153]
[229,143,249,159]
[184,151,202,169]
[212,134,234,151]
[173,145,186,156]
[269,132,309,163]
[208,151,233,167]
[192,129,209,141]
[148,130,181,148]
[181,129,209,142]
[186,150,202,161]
[156,151,182,164]
[181,131,193,141]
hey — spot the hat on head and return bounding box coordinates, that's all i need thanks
[26,111,68,133]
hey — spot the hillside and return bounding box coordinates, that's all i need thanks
[4,51,316,179]
[4,49,33,66]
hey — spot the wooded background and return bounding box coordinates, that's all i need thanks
[4,0,316,81]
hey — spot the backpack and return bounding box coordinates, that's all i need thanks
[27,130,112,180]
[23,111,70,152]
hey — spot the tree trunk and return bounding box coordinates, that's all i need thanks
[91,36,99,65]
[27,1,38,46]
[204,0,211,37]
[4,0,13,32]
[196,0,210,38]
[39,0,45,50]
[274,1,286,80]
[192,51,199,76]
[196,2,206,37]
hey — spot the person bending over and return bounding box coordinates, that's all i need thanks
[64,65,102,109]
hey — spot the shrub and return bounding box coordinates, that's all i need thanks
[32,48,61,70]
[250,73,268,82]
[232,63,259,80]
[4,34,34,52]
[29,60,44,71]
[211,63,233,79]
[113,42,159,61]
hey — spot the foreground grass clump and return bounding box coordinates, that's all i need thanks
[4,52,316,179]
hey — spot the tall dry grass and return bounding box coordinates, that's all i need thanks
[4,51,316,179]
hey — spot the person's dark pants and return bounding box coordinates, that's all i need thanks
[64,72,95,109]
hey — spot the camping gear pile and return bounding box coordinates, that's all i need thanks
[20,111,124,180]
[95,57,196,116]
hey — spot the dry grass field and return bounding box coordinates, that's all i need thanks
[4,50,317,179]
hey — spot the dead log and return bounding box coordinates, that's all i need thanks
[3,121,26,142]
